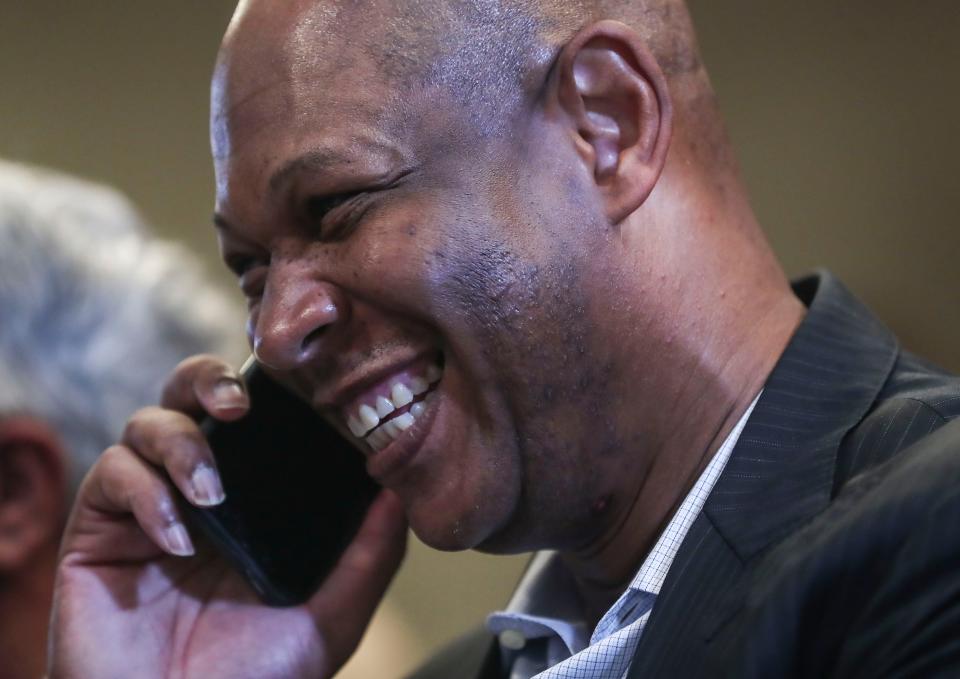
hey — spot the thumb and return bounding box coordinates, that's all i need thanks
[307,489,408,667]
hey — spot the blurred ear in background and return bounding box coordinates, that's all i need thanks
[0,417,65,573]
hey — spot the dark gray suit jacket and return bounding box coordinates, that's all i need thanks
[407,272,960,678]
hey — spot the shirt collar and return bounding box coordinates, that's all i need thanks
[487,391,761,652]
[628,391,761,597]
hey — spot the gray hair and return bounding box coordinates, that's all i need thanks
[0,161,247,495]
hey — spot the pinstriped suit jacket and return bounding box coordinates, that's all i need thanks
[407,272,960,678]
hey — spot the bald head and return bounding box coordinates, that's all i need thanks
[219,0,709,129]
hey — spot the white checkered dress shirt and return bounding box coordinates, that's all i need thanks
[487,394,760,679]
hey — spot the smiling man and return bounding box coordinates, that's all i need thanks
[48,1,960,678]
[207,0,806,563]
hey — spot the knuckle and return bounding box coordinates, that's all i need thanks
[184,354,232,382]
[95,446,138,501]
[152,426,202,463]
[345,543,378,574]
[161,354,234,406]
[174,354,213,377]
[79,447,123,495]
[122,406,165,442]
[161,354,215,398]
[99,444,131,469]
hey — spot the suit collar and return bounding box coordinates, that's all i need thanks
[705,270,899,560]
[624,272,901,676]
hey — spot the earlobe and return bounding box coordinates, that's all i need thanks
[553,20,673,223]
[0,417,67,571]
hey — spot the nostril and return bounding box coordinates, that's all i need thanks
[299,325,327,361]
[254,285,341,369]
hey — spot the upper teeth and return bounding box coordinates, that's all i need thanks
[346,363,442,442]
[376,396,395,418]
[391,383,413,408]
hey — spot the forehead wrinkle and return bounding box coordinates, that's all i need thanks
[219,70,382,131]
[213,76,298,126]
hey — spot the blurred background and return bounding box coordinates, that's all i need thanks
[2,1,957,675]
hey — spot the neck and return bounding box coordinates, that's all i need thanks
[0,543,57,679]
[561,244,805,621]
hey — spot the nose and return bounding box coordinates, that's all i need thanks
[251,266,344,371]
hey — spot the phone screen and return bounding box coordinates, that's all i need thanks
[181,357,380,606]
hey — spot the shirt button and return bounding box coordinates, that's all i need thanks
[498,629,527,651]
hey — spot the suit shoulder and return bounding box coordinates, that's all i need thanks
[835,351,960,487]
[728,419,960,677]
[877,350,960,420]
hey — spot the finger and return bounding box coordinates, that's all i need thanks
[160,354,249,421]
[308,490,408,663]
[83,444,196,557]
[122,406,225,507]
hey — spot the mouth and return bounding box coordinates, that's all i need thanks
[341,356,443,455]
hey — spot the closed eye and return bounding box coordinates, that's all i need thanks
[304,192,355,222]
[225,253,265,278]
[301,191,371,240]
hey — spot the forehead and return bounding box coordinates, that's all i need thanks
[211,3,419,212]
[214,3,396,149]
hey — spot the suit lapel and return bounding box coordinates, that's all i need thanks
[625,514,746,677]
[627,272,899,676]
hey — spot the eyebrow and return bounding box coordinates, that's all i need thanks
[212,148,356,233]
[267,149,356,194]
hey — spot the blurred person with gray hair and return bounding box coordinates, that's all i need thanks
[0,160,246,679]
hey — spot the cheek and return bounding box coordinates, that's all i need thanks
[342,200,445,299]
[396,349,525,551]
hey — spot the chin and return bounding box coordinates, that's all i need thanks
[409,523,481,552]
[403,483,518,553]
[406,505,498,552]
[468,510,553,555]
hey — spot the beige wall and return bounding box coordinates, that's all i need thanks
[695,2,960,370]
[3,1,958,675]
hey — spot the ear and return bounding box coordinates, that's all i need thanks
[551,20,673,223]
[0,417,67,571]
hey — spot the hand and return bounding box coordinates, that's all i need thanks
[48,355,407,679]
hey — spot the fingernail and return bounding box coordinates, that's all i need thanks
[213,377,247,411]
[163,522,195,556]
[191,465,226,506]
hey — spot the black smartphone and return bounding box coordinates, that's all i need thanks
[179,356,380,606]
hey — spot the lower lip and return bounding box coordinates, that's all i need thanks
[363,390,440,483]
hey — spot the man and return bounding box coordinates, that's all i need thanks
[47,1,960,677]
[0,160,246,679]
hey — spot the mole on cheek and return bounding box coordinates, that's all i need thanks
[591,494,613,515]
